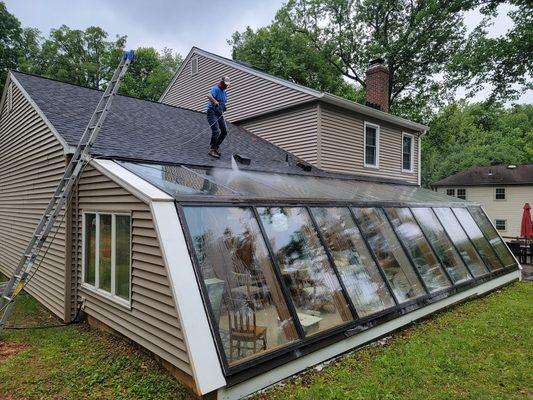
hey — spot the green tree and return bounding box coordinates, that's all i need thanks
[119,47,182,101]
[0,1,22,93]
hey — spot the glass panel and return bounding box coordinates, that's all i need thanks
[453,208,504,271]
[84,213,96,285]
[365,127,377,165]
[352,207,425,303]
[411,208,472,284]
[402,136,412,170]
[183,206,299,365]
[311,207,395,317]
[115,215,131,300]
[258,207,353,335]
[99,214,112,292]
[433,208,489,276]
[385,208,451,292]
[468,207,516,268]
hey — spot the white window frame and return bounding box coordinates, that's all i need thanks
[446,188,455,197]
[456,188,467,200]
[6,83,13,114]
[81,211,132,308]
[190,56,199,76]
[494,219,507,231]
[401,132,414,173]
[363,122,380,169]
[494,187,506,201]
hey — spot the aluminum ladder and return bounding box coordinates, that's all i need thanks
[0,50,135,333]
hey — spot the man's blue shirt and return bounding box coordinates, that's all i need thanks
[207,84,227,111]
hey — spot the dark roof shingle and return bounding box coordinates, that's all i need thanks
[432,164,533,187]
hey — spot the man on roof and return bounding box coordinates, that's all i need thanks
[206,76,231,158]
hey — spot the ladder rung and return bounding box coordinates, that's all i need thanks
[2,295,13,302]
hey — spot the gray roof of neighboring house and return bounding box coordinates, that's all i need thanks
[162,47,429,132]
[12,70,412,184]
[432,164,533,187]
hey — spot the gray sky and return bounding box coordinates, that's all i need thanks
[5,0,531,103]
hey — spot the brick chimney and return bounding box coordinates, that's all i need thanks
[365,58,390,112]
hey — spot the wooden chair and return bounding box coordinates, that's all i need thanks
[227,297,267,361]
[229,271,264,307]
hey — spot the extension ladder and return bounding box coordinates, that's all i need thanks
[0,50,135,333]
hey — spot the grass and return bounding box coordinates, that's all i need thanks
[0,282,531,400]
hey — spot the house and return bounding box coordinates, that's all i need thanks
[432,164,533,238]
[0,69,520,400]
[160,47,428,185]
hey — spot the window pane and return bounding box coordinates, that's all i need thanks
[84,213,96,285]
[411,208,472,284]
[365,127,377,165]
[352,207,425,303]
[433,208,489,277]
[402,136,412,170]
[115,215,131,300]
[468,208,516,268]
[453,208,504,271]
[495,188,506,200]
[457,189,466,200]
[311,207,395,317]
[99,214,112,292]
[365,147,376,165]
[385,208,451,292]
[446,189,455,197]
[258,207,353,335]
[183,206,299,365]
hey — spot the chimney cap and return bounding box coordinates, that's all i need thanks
[369,58,385,67]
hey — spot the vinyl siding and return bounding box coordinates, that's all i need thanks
[161,52,315,123]
[0,82,67,319]
[319,104,419,184]
[238,103,319,164]
[436,185,533,237]
[72,165,193,377]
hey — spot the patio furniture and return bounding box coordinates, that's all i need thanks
[228,297,267,361]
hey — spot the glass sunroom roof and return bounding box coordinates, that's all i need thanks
[117,160,464,203]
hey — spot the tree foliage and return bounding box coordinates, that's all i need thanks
[0,2,22,93]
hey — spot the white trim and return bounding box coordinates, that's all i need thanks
[151,201,226,394]
[90,159,173,203]
[363,122,380,169]
[111,214,117,296]
[218,270,520,400]
[401,132,415,173]
[417,134,422,186]
[190,55,199,76]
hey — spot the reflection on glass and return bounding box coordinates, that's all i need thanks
[468,207,517,268]
[258,207,353,335]
[452,208,503,271]
[311,207,395,317]
[386,208,451,292]
[99,214,112,292]
[84,213,96,285]
[183,207,299,365]
[115,215,131,300]
[411,208,472,284]
[352,208,425,303]
[433,208,489,277]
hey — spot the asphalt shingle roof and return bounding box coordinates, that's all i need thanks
[432,164,533,187]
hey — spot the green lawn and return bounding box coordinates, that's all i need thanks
[0,282,531,400]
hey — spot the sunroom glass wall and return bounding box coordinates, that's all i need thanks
[258,207,353,335]
[183,206,300,365]
[311,207,396,317]
[352,207,426,303]
[385,208,451,292]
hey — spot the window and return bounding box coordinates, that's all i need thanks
[83,213,131,303]
[364,122,380,168]
[190,56,199,76]
[457,188,466,200]
[495,219,506,231]
[402,133,414,172]
[495,187,506,200]
[6,83,13,114]
[446,188,455,197]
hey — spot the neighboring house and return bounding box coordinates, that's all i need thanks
[0,70,519,400]
[160,47,427,185]
[432,164,533,238]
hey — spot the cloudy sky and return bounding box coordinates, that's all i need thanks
[5,0,530,103]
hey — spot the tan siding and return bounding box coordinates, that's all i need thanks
[436,185,533,237]
[72,166,193,377]
[0,82,67,319]
[319,104,419,184]
[161,53,314,122]
[239,104,319,164]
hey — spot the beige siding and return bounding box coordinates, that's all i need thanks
[436,185,533,237]
[161,52,315,123]
[0,82,67,319]
[239,104,319,164]
[319,104,419,184]
[72,166,193,377]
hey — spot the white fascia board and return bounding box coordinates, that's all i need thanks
[9,72,71,154]
[90,159,173,203]
[218,270,520,400]
[151,201,226,394]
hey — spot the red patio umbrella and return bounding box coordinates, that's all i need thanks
[521,203,533,238]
